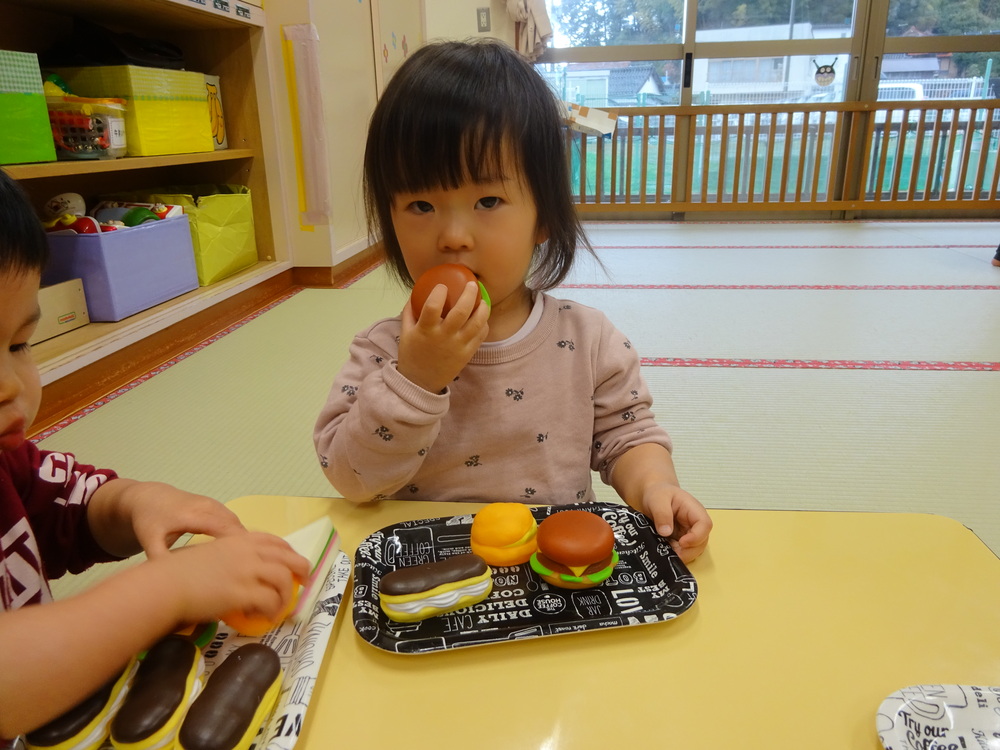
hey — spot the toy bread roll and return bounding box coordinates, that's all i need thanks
[379,553,493,623]
[178,644,282,750]
[110,635,203,750]
[470,502,538,566]
[25,660,138,750]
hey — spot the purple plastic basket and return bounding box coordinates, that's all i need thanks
[43,215,198,322]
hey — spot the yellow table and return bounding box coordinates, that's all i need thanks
[228,496,1000,750]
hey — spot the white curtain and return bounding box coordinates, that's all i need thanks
[506,0,553,62]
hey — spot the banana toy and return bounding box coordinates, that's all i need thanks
[25,661,138,750]
[206,82,226,148]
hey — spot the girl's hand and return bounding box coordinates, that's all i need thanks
[639,481,713,563]
[397,280,490,393]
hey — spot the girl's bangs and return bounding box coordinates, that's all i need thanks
[385,112,515,194]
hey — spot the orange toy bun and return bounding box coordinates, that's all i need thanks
[470,503,538,567]
[221,579,301,637]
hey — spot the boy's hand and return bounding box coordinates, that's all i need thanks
[154,532,311,626]
[639,481,713,563]
[397,281,489,393]
[88,480,247,559]
[130,485,247,557]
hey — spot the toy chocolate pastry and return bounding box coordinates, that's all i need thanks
[25,660,137,750]
[174,621,218,649]
[177,644,282,750]
[379,553,493,623]
[109,635,203,750]
[470,502,538,566]
[529,510,620,589]
[410,263,490,317]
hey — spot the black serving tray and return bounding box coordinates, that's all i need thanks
[352,502,697,654]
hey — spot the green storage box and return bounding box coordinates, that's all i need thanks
[0,50,57,165]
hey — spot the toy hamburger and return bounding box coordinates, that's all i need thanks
[529,510,619,589]
[470,502,538,567]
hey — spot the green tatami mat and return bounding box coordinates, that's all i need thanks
[561,287,1000,363]
[38,228,1000,602]
[642,366,1000,554]
[37,286,407,505]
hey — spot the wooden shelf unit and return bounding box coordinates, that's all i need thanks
[0,0,292,387]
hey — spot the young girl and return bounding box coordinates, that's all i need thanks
[313,40,711,563]
[0,170,309,737]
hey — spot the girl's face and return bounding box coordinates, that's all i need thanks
[390,164,547,341]
[0,270,42,453]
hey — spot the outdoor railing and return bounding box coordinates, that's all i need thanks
[567,99,1000,214]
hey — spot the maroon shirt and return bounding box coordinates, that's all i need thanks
[0,442,118,610]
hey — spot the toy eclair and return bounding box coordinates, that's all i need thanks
[109,635,204,750]
[177,644,282,750]
[25,660,138,750]
[379,553,493,623]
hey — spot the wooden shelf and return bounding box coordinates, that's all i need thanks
[4,150,255,180]
[1,0,264,30]
[0,0,289,388]
[34,260,291,385]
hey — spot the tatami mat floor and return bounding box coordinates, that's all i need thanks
[41,220,1000,597]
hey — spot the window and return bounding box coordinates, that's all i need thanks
[707,58,785,84]
[886,0,1000,37]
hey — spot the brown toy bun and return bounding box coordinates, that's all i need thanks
[470,503,538,566]
[529,510,619,589]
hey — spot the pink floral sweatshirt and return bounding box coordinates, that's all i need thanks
[313,294,672,504]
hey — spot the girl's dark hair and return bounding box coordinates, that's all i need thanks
[0,169,48,276]
[363,39,593,290]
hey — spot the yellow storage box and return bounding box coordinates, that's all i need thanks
[54,65,213,156]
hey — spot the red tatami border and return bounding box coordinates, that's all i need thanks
[641,357,1000,371]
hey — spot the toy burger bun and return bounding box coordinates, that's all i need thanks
[110,635,203,750]
[410,263,491,317]
[379,553,493,622]
[178,644,282,750]
[530,510,620,589]
[26,660,138,750]
[470,502,538,566]
[220,580,300,637]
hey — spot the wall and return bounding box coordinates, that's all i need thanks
[269,0,518,270]
[265,0,377,268]
[372,0,424,94]
[424,0,516,44]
